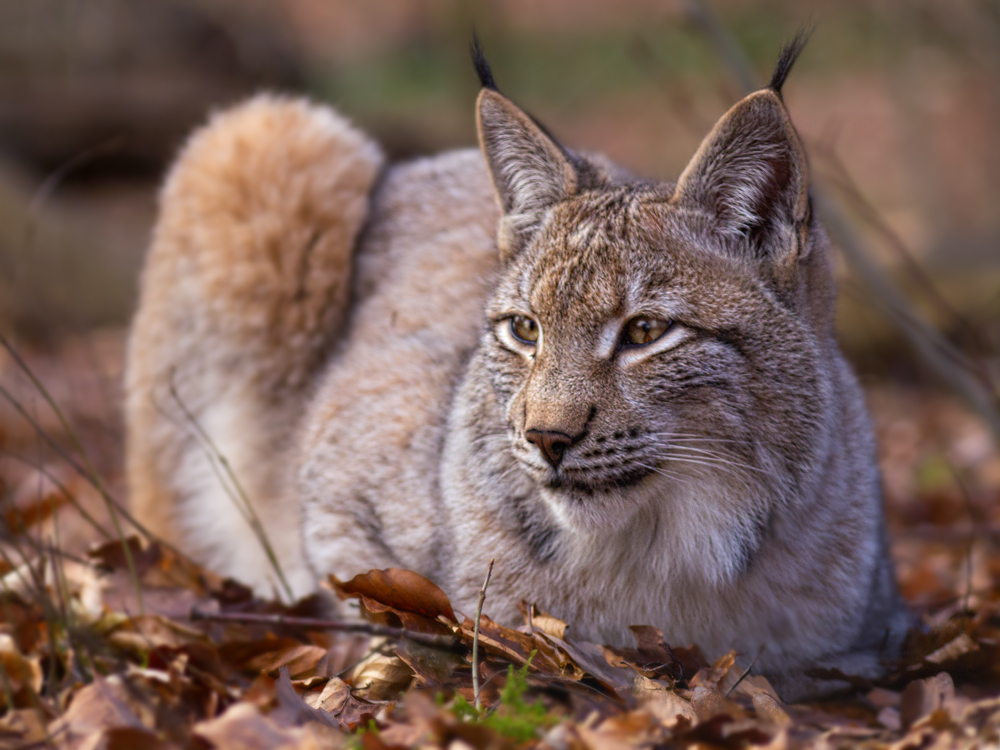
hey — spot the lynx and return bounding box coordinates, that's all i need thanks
[126,39,910,699]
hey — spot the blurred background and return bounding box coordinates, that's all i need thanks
[0,0,999,611]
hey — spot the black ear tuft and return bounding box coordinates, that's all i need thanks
[471,32,498,92]
[769,29,812,97]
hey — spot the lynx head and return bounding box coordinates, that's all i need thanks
[471,38,837,546]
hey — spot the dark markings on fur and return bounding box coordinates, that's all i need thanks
[769,29,811,96]
[710,327,750,359]
[511,494,559,562]
[350,492,398,564]
[736,506,774,578]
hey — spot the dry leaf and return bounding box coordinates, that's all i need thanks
[0,634,42,702]
[347,652,414,702]
[752,693,791,726]
[49,675,147,749]
[272,665,340,729]
[304,676,351,712]
[900,672,956,730]
[632,675,697,727]
[194,702,330,750]
[925,632,978,664]
[690,686,744,722]
[689,651,736,692]
[332,569,457,624]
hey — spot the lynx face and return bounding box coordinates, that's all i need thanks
[473,78,832,535]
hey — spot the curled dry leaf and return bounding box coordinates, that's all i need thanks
[304,676,351,712]
[347,651,415,702]
[332,569,457,624]
[632,675,697,727]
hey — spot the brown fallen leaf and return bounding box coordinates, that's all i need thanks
[752,692,791,726]
[48,675,148,750]
[219,637,327,679]
[575,711,664,750]
[347,651,414,702]
[303,676,351,712]
[518,601,569,640]
[925,632,978,664]
[88,726,180,750]
[0,708,48,746]
[690,686,744,722]
[900,672,956,730]
[395,639,466,687]
[632,675,697,728]
[272,665,340,729]
[332,569,457,624]
[689,651,737,692]
[107,614,212,653]
[0,634,42,705]
[459,616,560,674]
[193,702,338,750]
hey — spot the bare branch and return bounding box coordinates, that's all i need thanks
[188,608,462,650]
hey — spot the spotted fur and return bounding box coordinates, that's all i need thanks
[126,48,910,701]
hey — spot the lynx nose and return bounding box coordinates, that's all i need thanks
[525,429,572,469]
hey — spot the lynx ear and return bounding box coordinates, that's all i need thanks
[476,88,577,259]
[673,89,809,263]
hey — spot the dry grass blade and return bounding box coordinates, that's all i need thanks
[473,558,494,712]
[166,377,294,602]
[0,333,144,614]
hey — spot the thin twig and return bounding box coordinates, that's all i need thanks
[473,558,495,712]
[725,644,765,697]
[188,608,461,650]
[947,461,981,617]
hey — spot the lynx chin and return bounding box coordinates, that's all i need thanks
[126,37,910,700]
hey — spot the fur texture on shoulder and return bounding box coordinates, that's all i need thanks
[126,95,383,598]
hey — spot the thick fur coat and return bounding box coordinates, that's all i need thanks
[126,48,910,700]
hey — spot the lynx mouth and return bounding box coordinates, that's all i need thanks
[539,464,652,493]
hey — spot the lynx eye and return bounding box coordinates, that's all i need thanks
[510,315,539,344]
[623,317,671,347]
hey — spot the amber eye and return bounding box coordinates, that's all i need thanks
[510,315,539,344]
[623,317,671,347]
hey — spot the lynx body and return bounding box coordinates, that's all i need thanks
[126,47,909,699]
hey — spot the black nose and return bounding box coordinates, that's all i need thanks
[525,429,572,468]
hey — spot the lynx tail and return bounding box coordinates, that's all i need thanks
[125,96,383,598]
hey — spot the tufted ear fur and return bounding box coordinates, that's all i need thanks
[673,88,810,266]
[476,88,578,260]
